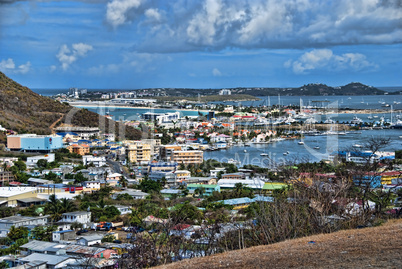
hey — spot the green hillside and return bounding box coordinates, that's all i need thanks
[0,72,141,141]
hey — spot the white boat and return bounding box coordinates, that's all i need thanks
[260,153,268,157]
[367,115,373,120]
[244,149,247,153]
[298,141,304,145]
[283,152,288,156]
[228,159,241,165]
[314,146,320,150]
[351,116,363,124]
[353,144,363,148]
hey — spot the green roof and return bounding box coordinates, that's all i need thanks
[263,183,288,190]
[187,184,218,189]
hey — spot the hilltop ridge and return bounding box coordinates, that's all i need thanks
[157,219,402,269]
[0,72,141,141]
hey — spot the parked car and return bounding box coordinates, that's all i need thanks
[76,229,89,235]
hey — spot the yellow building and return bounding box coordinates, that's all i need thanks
[127,142,151,164]
[172,150,203,164]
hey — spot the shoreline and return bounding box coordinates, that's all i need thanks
[69,102,210,113]
[70,102,399,115]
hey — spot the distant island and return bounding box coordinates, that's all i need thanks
[59,82,392,101]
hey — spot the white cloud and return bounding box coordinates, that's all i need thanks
[285,49,377,74]
[212,68,222,76]
[103,0,402,52]
[144,8,161,22]
[106,0,143,28]
[56,43,93,70]
[0,58,31,74]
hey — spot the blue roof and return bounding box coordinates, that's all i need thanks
[334,151,377,157]
[78,139,92,144]
[218,195,274,206]
[56,132,78,137]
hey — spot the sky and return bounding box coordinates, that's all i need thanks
[0,0,401,90]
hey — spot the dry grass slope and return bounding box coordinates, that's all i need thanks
[157,219,402,269]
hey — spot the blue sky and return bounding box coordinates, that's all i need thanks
[0,0,401,89]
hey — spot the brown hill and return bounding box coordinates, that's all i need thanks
[157,219,402,269]
[0,72,141,141]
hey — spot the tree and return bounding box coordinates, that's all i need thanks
[73,172,87,184]
[101,234,115,243]
[45,172,62,183]
[7,226,28,242]
[119,176,128,188]
[36,159,48,169]
[138,177,162,193]
[31,225,57,241]
[194,187,206,198]
[45,194,63,221]
[13,160,26,171]
[71,222,83,230]
[60,198,76,213]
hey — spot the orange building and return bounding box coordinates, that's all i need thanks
[67,144,90,156]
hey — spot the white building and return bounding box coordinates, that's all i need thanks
[60,211,91,228]
[82,155,107,167]
[26,154,55,167]
[114,205,132,215]
[219,89,231,95]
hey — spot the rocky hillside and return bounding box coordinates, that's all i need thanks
[0,72,141,140]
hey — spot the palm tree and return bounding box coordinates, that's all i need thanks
[59,198,76,213]
[119,176,128,188]
[45,194,62,222]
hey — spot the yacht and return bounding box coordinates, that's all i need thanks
[228,159,241,165]
[298,141,304,145]
[351,116,363,124]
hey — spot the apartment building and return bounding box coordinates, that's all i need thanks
[127,142,151,164]
[171,150,203,164]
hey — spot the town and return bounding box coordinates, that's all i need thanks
[0,89,401,268]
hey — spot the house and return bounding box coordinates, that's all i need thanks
[174,170,191,183]
[60,211,91,227]
[77,234,104,246]
[52,230,76,242]
[19,253,75,269]
[217,178,266,190]
[221,172,246,180]
[186,177,217,185]
[82,181,101,190]
[210,168,226,178]
[160,189,182,198]
[28,178,53,187]
[187,184,220,196]
[111,189,149,200]
[106,173,122,181]
[0,215,49,237]
[67,144,90,156]
[82,155,107,167]
[114,205,132,215]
